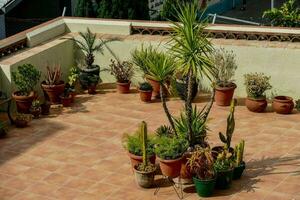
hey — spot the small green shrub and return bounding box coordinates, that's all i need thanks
[244,72,272,99]
[122,132,154,156]
[139,82,153,91]
[154,135,188,160]
[214,146,234,171]
[109,59,134,83]
[12,64,41,95]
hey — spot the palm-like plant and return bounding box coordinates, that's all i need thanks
[73,28,111,68]
[170,1,215,147]
[145,52,177,135]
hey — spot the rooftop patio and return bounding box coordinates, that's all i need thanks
[0,90,299,200]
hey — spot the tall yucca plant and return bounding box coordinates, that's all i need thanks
[170,1,215,147]
[145,53,177,136]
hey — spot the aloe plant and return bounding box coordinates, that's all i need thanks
[235,140,245,166]
[219,100,235,148]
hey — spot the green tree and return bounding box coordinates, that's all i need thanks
[263,0,300,27]
[74,0,98,17]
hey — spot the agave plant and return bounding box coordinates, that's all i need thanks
[170,1,215,147]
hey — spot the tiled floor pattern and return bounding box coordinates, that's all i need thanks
[0,90,299,200]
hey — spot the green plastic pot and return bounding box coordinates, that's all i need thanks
[215,168,234,189]
[233,161,246,180]
[193,177,216,197]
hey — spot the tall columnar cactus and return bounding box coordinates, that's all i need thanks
[219,99,235,148]
[139,121,148,167]
[235,140,245,166]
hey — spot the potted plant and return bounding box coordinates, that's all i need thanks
[11,64,41,113]
[244,73,272,113]
[212,48,238,106]
[41,64,65,104]
[68,66,80,102]
[186,147,216,197]
[214,146,234,189]
[29,100,41,118]
[41,101,51,115]
[87,75,99,95]
[272,96,294,114]
[60,86,73,107]
[233,140,246,180]
[212,100,235,157]
[109,59,134,94]
[138,82,153,102]
[154,135,188,178]
[73,28,106,89]
[122,128,156,168]
[14,113,32,128]
[133,121,157,188]
[132,45,164,99]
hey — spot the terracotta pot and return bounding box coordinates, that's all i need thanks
[15,120,28,128]
[41,81,65,104]
[139,90,152,102]
[215,84,236,106]
[127,152,156,168]
[12,91,35,114]
[70,91,76,103]
[245,97,267,113]
[88,85,97,94]
[157,156,182,178]
[272,96,294,114]
[60,95,72,107]
[116,81,131,94]
[41,103,51,115]
[146,78,161,99]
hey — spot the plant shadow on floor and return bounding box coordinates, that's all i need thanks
[182,154,300,197]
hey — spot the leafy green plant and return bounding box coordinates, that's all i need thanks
[214,146,234,171]
[15,113,32,122]
[73,28,111,68]
[155,125,173,137]
[244,73,272,99]
[170,1,215,148]
[31,100,41,110]
[136,121,156,172]
[12,64,41,95]
[212,48,237,87]
[295,99,300,111]
[74,0,98,17]
[109,59,134,83]
[234,140,245,167]
[186,146,215,180]
[219,100,235,148]
[68,66,80,88]
[263,0,300,27]
[154,135,188,160]
[44,64,62,86]
[139,82,153,91]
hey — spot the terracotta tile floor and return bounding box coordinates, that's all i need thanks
[0,90,300,200]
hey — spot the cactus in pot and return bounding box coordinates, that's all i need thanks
[233,140,246,179]
[133,121,156,188]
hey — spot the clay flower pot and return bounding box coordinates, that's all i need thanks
[41,81,65,104]
[157,156,182,178]
[116,81,131,94]
[272,96,294,114]
[245,97,267,113]
[60,95,72,107]
[70,91,76,103]
[12,91,35,114]
[215,84,236,106]
[133,165,156,188]
[127,152,156,168]
[139,90,152,102]
[146,78,160,99]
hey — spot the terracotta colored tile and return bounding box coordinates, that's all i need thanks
[274,181,300,195]
[18,167,51,181]
[79,169,112,181]
[25,182,59,196]
[0,187,20,199]
[11,192,54,200]
[56,164,87,177]
[33,159,64,172]
[63,177,96,191]
[52,187,83,200]
[0,163,30,176]
[4,177,33,191]
[86,182,118,197]
[43,173,70,185]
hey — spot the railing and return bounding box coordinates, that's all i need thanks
[207,13,261,26]
[0,34,27,58]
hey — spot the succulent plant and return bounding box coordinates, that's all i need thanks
[219,100,235,148]
[155,125,173,137]
[234,140,245,167]
[214,145,234,171]
[139,82,153,91]
[45,64,62,86]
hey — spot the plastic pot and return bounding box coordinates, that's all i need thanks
[175,79,198,101]
[116,81,131,94]
[272,96,294,114]
[157,156,182,178]
[245,97,267,113]
[233,161,246,180]
[139,90,152,102]
[215,168,234,189]
[133,165,156,188]
[215,84,236,106]
[193,176,216,197]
